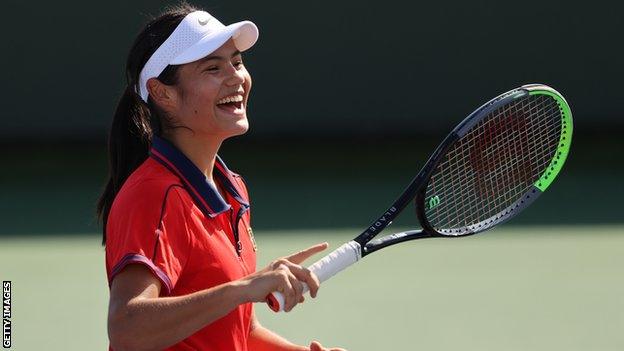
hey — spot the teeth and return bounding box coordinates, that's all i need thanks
[217,95,243,105]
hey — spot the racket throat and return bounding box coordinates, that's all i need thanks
[362,230,432,256]
[356,206,400,246]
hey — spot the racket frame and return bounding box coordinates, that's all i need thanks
[356,84,572,256]
[266,83,572,311]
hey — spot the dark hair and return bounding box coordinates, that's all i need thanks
[97,2,199,245]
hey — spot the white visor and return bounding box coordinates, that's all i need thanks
[137,11,259,102]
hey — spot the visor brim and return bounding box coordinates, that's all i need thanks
[170,21,259,65]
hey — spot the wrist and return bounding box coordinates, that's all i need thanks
[228,279,252,305]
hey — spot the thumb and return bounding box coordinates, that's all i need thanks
[309,340,323,351]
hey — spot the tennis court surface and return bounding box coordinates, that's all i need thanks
[1,226,622,350]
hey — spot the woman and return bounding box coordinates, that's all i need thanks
[97,3,345,351]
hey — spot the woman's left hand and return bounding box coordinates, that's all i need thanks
[309,340,347,351]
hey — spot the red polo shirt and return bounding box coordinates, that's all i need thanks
[105,135,257,350]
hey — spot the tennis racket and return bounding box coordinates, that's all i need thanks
[266,83,573,312]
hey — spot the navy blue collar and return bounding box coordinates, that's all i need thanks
[149,135,249,218]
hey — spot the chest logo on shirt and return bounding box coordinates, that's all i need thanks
[247,227,257,251]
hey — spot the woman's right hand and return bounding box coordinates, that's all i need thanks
[239,242,329,312]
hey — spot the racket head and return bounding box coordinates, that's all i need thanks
[416,84,573,236]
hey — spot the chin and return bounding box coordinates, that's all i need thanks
[226,118,250,137]
[236,118,249,135]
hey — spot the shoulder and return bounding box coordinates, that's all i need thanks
[105,159,198,252]
[108,158,188,223]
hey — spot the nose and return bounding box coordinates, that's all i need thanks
[226,63,245,86]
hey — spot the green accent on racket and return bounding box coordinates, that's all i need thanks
[529,90,573,191]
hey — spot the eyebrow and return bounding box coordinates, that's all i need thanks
[199,50,242,64]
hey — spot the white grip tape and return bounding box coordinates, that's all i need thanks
[267,241,361,312]
[308,240,362,283]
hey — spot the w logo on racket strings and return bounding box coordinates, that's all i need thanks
[368,207,397,232]
[426,195,441,210]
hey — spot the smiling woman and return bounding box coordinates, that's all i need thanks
[147,40,252,166]
[96,3,344,351]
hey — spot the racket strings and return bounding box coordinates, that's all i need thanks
[436,96,560,230]
[424,95,562,233]
[443,98,561,229]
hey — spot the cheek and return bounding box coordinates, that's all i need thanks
[182,82,219,113]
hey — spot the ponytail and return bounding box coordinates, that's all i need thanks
[97,2,198,245]
[96,86,152,244]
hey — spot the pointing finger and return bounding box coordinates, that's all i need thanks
[286,242,329,265]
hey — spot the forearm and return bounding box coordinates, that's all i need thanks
[248,324,308,351]
[109,280,248,351]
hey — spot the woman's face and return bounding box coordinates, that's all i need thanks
[168,39,252,139]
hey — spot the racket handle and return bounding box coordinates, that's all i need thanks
[266,241,361,312]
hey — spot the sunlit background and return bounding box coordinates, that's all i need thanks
[1,0,622,350]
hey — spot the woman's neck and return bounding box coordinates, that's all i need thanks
[164,132,223,183]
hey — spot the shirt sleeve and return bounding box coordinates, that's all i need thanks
[106,184,192,296]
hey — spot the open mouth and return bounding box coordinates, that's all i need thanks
[216,94,245,114]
